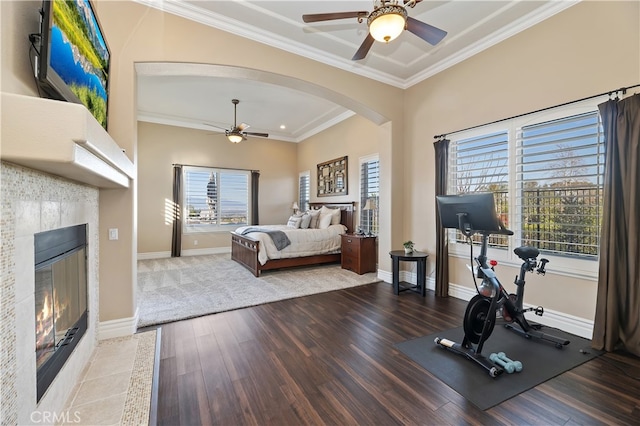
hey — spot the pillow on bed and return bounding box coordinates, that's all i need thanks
[318,212,333,229]
[287,215,303,228]
[320,205,341,225]
[300,213,312,229]
[307,209,321,228]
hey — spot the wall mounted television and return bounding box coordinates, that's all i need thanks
[35,0,110,130]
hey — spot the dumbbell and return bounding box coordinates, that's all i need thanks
[496,352,523,372]
[489,353,515,374]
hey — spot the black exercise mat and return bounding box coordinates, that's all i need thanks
[395,324,603,410]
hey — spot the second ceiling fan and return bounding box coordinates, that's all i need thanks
[206,99,269,143]
[302,0,447,60]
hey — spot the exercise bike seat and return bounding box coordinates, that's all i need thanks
[514,246,539,261]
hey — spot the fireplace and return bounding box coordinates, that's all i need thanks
[34,224,88,402]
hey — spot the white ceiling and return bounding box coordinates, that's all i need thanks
[135,1,578,142]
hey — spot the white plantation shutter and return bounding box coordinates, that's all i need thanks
[516,111,604,256]
[449,103,605,265]
[299,171,310,212]
[360,156,379,234]
[450,131,509,248]
[183,166,250,232]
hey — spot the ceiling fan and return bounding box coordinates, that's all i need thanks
[302,0,447,60]
[205,99,269,143]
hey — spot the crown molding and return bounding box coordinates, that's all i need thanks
[134,0,579,90]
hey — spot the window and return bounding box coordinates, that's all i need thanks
[298,171,310,212]
[183,166,250,232]
[360,155,379,235]
[516,112,604,257]
[449,131,509,248]
[448,100,604,278]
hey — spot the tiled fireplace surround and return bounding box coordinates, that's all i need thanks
[1,162,100,424]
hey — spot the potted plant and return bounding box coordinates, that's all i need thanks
[403,240,415,254]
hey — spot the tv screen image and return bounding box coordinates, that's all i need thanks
[38,0,110,129]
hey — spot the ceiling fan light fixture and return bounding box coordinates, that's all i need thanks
[227,132,244,143]
[368,4,407,43]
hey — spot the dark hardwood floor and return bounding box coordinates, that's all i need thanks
[154,282,640,425]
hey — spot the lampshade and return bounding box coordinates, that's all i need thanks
[227,132,244,143]
[292,202,299,210]
[367,4,407,43]
[363,199,374,211]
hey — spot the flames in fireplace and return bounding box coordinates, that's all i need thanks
[35,286,72,368]
[35,224,88,402]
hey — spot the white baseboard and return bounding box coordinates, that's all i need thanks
[137,247,231,260]
[137,251,170,260]
[379,269,594,339]
[380,269,436,291]
[98,308,138,340]
[182,247,230,256]
[447,281,594,339]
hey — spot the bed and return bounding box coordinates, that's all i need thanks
[231,202,355,276]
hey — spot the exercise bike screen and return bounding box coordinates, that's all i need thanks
[436,193,501,232]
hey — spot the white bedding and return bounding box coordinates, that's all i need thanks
[233,224,347,265]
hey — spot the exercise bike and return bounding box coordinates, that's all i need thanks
[434,193,570,377]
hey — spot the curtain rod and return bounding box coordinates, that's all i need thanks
[172,163,259,173]
[433,83,640,140]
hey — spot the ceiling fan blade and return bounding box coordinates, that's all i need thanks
[406,16,447,45]
[303,11,368,23]
[245,132,269,138]
[352,33,375,61]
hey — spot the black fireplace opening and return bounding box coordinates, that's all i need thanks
[35,224,88,402]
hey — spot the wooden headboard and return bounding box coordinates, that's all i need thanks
[309,202,356,234]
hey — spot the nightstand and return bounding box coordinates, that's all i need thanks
[341,234,377,274]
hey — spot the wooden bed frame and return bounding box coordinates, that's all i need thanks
[231,202,355,277]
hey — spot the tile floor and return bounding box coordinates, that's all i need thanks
[60,331,156,425]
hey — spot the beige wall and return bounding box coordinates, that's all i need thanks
[404,1,640,320]
[139,114,379,255]
[91,1,404,322]
[298,114,380,217]
[137,122,298,254]
[3,0,638,328]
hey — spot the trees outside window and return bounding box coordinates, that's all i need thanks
[449,103,604,276]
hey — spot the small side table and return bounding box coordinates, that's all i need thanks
[389,250,428,296]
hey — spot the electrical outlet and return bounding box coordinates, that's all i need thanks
[108,228,118,240]
[194,240,198,246]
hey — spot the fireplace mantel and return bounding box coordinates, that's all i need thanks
[1,93,134,188]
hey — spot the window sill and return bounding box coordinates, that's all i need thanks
[449,243,598,282]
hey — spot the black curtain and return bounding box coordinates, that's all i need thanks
[592,94,640,356]
[434,138,450,297]
[251,170,260,225]
[171,165,182,257]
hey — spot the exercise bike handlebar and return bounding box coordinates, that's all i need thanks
[456,213,514,238]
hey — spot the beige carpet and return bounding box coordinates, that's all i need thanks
[137,254,381,328]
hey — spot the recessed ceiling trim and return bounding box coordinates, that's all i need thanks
[132,0,406,88]
[403,0,580,88]
[135,62,388,126]
[133,0,579,90]
[138,110,299,142]
[296,110,356,142]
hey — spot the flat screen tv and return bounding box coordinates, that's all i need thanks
[35,0,110,130]
[436,193,503,233]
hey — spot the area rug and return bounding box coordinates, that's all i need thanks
[395,323,603,410]
[137,254,380,328]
